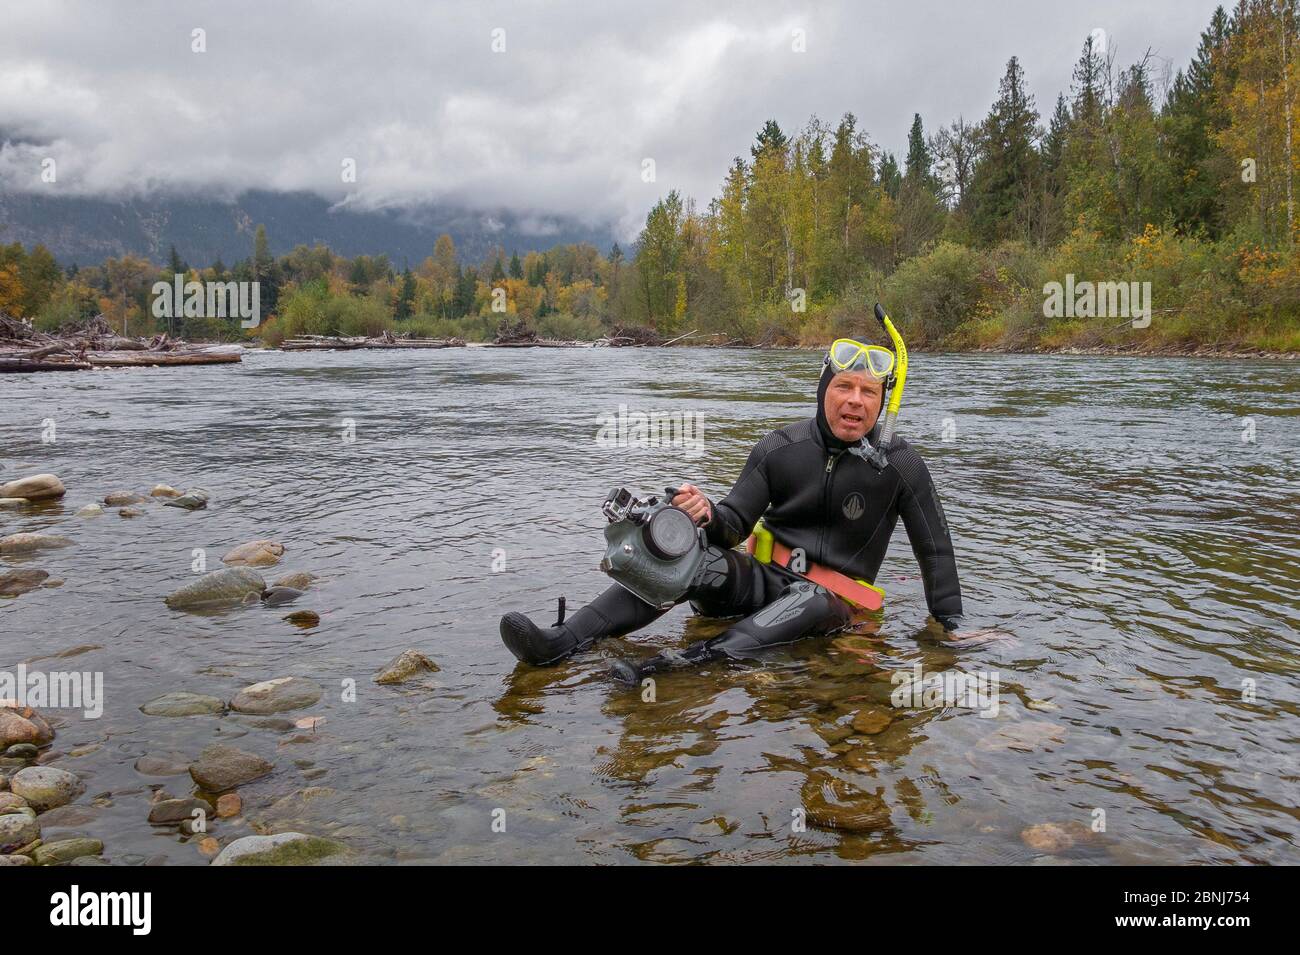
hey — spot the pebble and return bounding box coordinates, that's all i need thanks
[33,837,103,866]
[216,793,242,818]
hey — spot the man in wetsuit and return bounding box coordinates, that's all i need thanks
[499,337,962,680]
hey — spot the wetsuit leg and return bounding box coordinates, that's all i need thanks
[611,574,852,681]
[501,582,668,666]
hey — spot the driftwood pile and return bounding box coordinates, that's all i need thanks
[280,331,465,350]
[0,314,242,373]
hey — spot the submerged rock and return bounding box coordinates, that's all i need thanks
[0,854,33,866]
[10,765,84,812]
[272,572,315,590]
[284,610,320,628]
[148,797,209,825]
[103,491,147,506]
[0,474,65,501]
[230,677,322,714]
[0,532,73,555]
[189,744,273,792]
[164,488,210,510]
[164,567,265,609]
[150,484,183,498]
[223,540,285,567]
[260,586,303,606]
[975,721,1068,754]
[118,506,144,518]
[374,649,440,685]
[851,709,893,735]
[211,831,344,866]
[0,569,50,598]
[0,498,27,510]
[140,691,227,717]
[76,503,104,517]
[801,773,891,832]
[133,753,190,776]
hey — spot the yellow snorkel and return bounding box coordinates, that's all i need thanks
[867,302,908,470]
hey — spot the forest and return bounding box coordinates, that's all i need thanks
[1,2,1296,353]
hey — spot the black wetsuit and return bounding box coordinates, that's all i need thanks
[500,364,962,672]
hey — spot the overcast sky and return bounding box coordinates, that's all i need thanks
[0,0,1225,240]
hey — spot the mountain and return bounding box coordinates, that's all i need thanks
[0,189,617,267]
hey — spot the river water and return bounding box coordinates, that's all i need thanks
[2,347,1297,865]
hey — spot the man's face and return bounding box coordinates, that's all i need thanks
[824,370,883,442]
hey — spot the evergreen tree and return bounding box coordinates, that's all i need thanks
[969,56,1042,243]
[508,251,523,279]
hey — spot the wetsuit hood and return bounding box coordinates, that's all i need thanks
[815,363,882,452]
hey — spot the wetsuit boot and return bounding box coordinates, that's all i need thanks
[610,580,851,683]
[500,583,666,666]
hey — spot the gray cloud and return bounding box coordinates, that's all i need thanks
[0,0,1225,240]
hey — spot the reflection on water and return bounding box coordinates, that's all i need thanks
[1,348,1298,864]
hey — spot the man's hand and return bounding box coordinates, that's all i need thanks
[671,483,713,525]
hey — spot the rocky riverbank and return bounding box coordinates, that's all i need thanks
[0,469,440,865]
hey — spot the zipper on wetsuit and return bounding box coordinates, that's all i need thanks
[818,450,842,558]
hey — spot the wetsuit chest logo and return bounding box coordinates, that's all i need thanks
[842,492,866,521]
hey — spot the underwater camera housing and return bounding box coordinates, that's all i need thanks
[599,487,707,609]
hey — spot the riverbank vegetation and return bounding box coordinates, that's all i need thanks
[0,3,1296,354]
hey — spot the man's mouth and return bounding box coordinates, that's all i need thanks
[841,413,863,426]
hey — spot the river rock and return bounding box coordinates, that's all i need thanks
[164,488,210,510]
[0,812,40,849]
[150,484,183,498]
[0,792,29,812]
[211,831,344,866]
[148,797,209,825]
[0,569,50,598]
[975,721,1068,754]
[189,744,273,792]
[0,532,73,555]
[223,540,284,567]
[0,473,65,501]
[104,491,147,506]
[33,837,102,866]
[0,498,27,510]
[9,765,84,812]
[0,707,54,747]
[134,753,190,776]
[164,567,265,609]
[284,610,320,627]
[0,853,33,865]
[140,691,226,717]
[374,649,440,685]
[76,503,104,517]
[4,743,38,759]
[801,773,891,832]
[272,572,315,590]
[851,709,893,735]
[118,506,144,518]
[260,586,303,607]
[216,793,242,818]
[230,677,322,714]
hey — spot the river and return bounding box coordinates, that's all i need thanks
[2,347,1297,864]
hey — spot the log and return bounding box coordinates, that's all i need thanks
[86,350,242,367]
[0,358,93,373]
